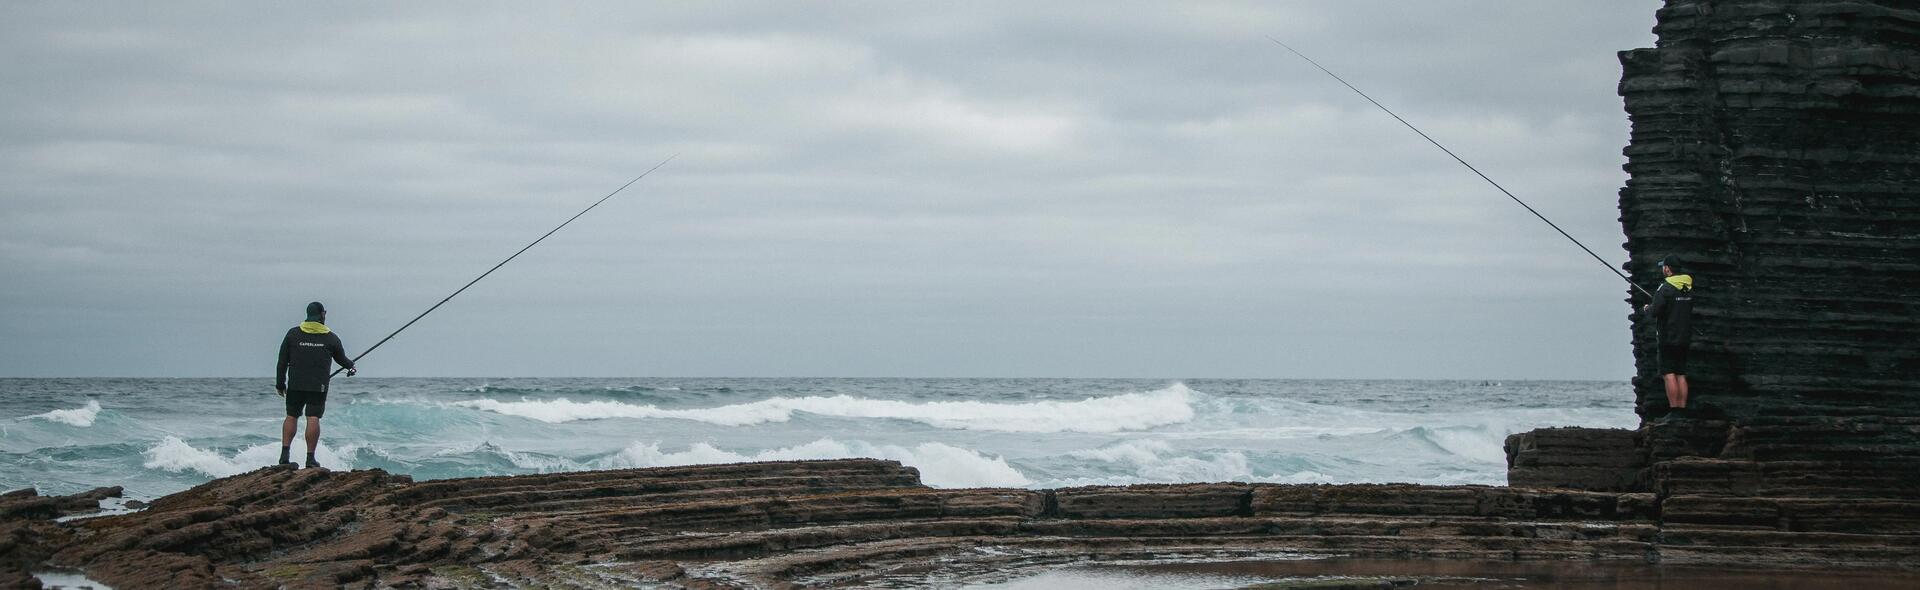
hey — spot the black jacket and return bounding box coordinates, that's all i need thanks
[1646,275,1695,346]
[277,323,354,393]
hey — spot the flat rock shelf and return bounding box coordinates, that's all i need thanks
[2,458,1914,589]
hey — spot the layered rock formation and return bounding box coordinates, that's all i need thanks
[0,486,121,589]
[1505,0,1920,573]
[5,458,1911,589]
[7,462,1676,589]
[1617,0,1920,422]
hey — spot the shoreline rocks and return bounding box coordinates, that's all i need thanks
[4,457,1910,589]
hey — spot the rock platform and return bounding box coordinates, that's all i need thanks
[2,456,1913,589]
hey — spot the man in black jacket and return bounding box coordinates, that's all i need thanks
[1643,255,1695,415]
[276,301,356,468]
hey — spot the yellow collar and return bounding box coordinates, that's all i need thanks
[299,321,331,334]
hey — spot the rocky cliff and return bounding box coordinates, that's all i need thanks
[1618,0,1920,422]
[1505,0,1920,570]
[1615,0,1920,476]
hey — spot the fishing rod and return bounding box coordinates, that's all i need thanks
[331,154,678,377]
[1266,37,1654,300]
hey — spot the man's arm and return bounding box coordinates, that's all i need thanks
[1646,283,1671,319]
[276,330,292,392]
[329,333,356,374]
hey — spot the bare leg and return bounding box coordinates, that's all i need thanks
[1675,375,1690,409]
[305,417,321,454]
[281,416,297,447]
[1662,374,1680,411]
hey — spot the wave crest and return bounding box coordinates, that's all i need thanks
[447,383,1197,433]
[25,400,102,427]
[141,436,353,478]
[604,438,1031,488]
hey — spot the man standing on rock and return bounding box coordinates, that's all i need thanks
[1643,255,1695,415]
[276,301,355,468]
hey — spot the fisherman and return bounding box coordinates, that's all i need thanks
[1642,255,1695,415]
[275,301,355,468]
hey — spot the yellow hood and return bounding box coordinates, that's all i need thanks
[1665,274,1693,292]
[299,321,331,334]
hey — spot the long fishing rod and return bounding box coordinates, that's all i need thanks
[1266,37,1653,300]
[331,154,678,377]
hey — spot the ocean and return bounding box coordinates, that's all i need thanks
[0,378,1638,501]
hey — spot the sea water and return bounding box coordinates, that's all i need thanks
[0,378,1637,501]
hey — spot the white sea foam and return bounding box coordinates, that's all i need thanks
[1069,440,1256,482]
[447,383,1197,433]
[1417,425,1511,464]
[141,436,354,478]
[603,438,1032,488]
[25,400,101,427]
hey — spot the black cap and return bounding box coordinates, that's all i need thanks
[306,301,326,321]
[1658,254,1685,272]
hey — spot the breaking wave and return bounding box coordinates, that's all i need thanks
[141,436,354,478]
[1069,440,1256,483]
[602,439,1030,488]
[24,400,101,427]
[446,383,1197,433]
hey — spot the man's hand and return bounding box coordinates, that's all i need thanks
[345,367,357,377]
[276,388,286,398]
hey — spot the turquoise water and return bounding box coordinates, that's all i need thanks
[0,378,1636,500]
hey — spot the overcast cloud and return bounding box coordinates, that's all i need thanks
[1,1,1663,379]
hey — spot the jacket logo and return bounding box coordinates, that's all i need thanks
[298,342,327,347]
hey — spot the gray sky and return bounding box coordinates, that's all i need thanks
[0,1,1663,379]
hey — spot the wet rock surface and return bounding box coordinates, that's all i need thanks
[1504,427,1647,492]
[3,457,1909,589]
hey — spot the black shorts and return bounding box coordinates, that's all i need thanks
[1658,343,1690,375]
[286,390,328,418]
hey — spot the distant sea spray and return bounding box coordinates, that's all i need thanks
[24,400,101,427]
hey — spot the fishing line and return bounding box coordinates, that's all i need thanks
[1267,37,1652,299]
[332,154,678,376]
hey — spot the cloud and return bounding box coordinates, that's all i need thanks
[0,1,1663,378]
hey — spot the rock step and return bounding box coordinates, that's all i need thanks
[0,486,121,521]
[1662,495,1920,534]
[1505,427,1648,492]
[736,534,1661,582]
[1652,458,1920,498]
[414,473,926,512]
[1250,484,1657,521]
[460,484,1661,538]
[1659,524,1920,550]
[606,515,1661,561]
[378,458,917,506]
[1656,542,1920,569]
[526,488,1038,533]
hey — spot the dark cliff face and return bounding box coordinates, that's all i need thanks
[1618,0,1920,421]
